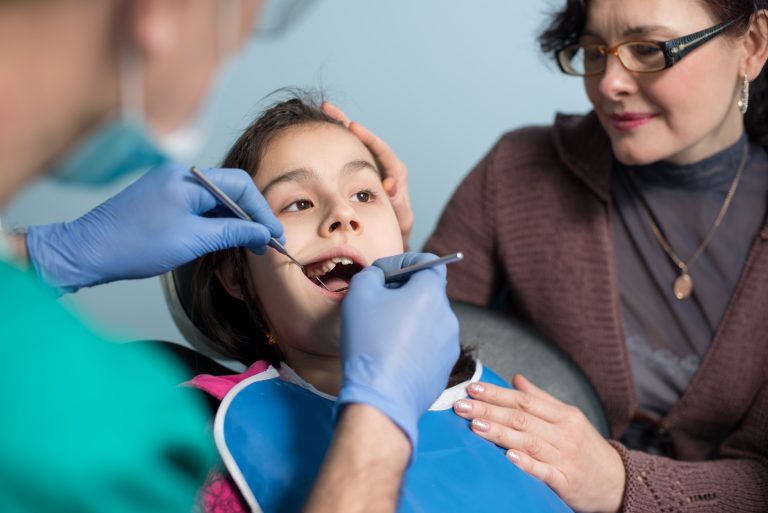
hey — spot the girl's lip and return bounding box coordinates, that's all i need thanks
[608,112,659,132]
[310,280,348,300]
[302,245,369,268]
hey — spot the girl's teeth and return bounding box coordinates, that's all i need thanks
[305,257,356,279]
[307,260,338,279]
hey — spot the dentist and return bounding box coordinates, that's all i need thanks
[0,1,458,512]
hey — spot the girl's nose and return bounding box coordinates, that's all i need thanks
[320,198,361,236]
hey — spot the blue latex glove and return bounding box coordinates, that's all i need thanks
[26,164,283,293]
[337,252,460,452]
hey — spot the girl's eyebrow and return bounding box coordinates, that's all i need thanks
[261,159,379,195]
[343,159,379,177]
[261,168,316,196]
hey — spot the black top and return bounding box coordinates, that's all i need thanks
[612,134,768,418]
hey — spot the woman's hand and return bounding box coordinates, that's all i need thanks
[322,102,413,248]
[453,374,626,513]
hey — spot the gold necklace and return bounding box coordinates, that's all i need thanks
[628,143,748,300]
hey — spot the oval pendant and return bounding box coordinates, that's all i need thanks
[673,273,693,300]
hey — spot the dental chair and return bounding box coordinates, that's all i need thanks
[160,263,610,436]
[450,301,609,436]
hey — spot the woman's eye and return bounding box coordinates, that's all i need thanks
[351,190,374,203]
[632,44,661,57]
[583,46,604,62]
[284,199,314,212]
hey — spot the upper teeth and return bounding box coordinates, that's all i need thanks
[306,257,354,278]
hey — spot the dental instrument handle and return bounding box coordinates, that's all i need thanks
[189,166,304,268]
[267,236,307,270]
[190,166,252,222]
[384,252,463,284]
[333,253,463,293]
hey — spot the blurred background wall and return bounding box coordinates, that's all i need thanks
[1,0,590,343]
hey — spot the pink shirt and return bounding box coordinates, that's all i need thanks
[186,360,271,513]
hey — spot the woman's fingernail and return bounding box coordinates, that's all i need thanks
[506,450,521,463]
[468,383,485,395]
[454,400,472,413]
[472,419,490,432]
[388,181,398,197]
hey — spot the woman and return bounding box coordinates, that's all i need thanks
[422,0,768,511]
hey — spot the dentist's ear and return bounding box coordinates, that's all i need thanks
[127,0,179,58]
[125,0,221,137]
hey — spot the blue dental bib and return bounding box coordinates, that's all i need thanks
[214,364,573,513]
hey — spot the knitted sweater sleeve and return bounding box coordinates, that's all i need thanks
[610,379,768,512]
[424,140,502,306]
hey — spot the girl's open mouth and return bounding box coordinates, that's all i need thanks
[301,248,368,294]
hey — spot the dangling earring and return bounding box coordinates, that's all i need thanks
[266,332,277,346]
[738,74,750,115]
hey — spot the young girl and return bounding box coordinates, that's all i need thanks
[187,96,572,513]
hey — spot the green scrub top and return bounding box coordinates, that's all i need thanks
[0,252,217,513]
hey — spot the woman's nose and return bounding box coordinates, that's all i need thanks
[320,198,361,236]
[597,56,638,100]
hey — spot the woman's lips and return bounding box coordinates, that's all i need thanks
[608,112,658,132]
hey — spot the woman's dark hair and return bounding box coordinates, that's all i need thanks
[539,0,768,149]
[189,92,475,385]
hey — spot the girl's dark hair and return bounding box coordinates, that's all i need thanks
[189,93,475,385]
[539,0,768,149]
[190,93,342,367]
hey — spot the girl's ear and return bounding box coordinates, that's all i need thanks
[215,258,245,301]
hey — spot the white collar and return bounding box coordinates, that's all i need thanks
[277,364,337,401]
[278,360,484,412]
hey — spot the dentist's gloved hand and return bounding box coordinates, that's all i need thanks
[337,252,460,452]
[26,164,283,293]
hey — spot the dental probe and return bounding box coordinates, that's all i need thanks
[384,252,463,283]
[189,166,308,272]
[332,252,464,293]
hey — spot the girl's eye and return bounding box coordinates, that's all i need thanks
[284,199,314,212]
[351,190,375,203]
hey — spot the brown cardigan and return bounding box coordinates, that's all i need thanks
[425,112,768,512]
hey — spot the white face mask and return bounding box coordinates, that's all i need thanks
[46,1,318,185]
[47,1,247,184]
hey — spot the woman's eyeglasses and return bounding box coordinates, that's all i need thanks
[556,17,740,76]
